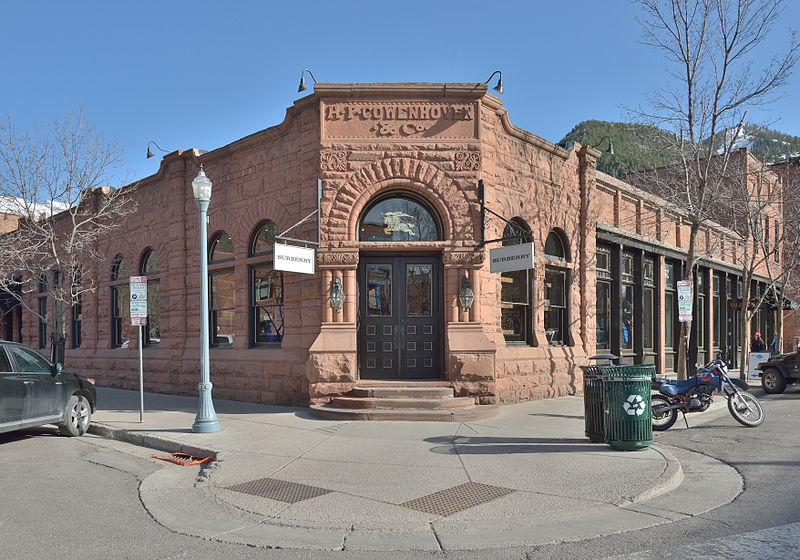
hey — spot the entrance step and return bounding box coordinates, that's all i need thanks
[309,383,498,422]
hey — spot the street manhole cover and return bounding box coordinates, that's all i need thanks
[225,478,330,503]
[400,482,514,517]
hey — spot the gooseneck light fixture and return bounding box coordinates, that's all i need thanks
[191,164,221,434]
[590,136,615,155]
[458,274,475,312]
[298,69,318,92]
[146,140,170,159]
[484,71,504,95]
[329,277,345,313]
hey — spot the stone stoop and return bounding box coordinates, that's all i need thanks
[309,381,499,421]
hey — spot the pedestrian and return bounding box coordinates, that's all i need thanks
[750,332,766,352]
[771,335,779,356]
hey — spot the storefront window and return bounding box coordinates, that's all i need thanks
[110,255,129,348]
[140,248,161,346]
[713,274,721,347]
[545,231,569,345]
[620,250,634,350]
[665,261,676,350]
[249,221,283,346]
[697,270,706,349]
[71,268,82,349]
[596,246,611,349]
[209,231,234,347]
[501,219,532,344]
[358,194,440,242]
[643,257,655,350]
[210,270,234,347]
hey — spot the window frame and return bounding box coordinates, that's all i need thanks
[110,255,130,349]
[248,221,284,347]
[140,248,161,347]
[500,218,533,345]
[544,229,571,346]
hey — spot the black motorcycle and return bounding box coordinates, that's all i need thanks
[651,357,764,431]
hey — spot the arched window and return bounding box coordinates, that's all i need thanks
[208,232,234,347]
[140,248,161,346]
[501,218,532,344]
[110,254,130,348]
[544,231,566,261]
[250,220,278,256]
[209,231,234,263]
[358,194,441,242]
[544,230,569,345]
[249,221,283,345]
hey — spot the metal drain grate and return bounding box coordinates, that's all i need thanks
[225,478,331,503]
[400,482,515,517]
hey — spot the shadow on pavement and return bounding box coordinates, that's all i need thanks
[424,435,611,455]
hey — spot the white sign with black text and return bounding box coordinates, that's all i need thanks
[129,276,148,319]
[490,242,535,273]
[274,243,316,274]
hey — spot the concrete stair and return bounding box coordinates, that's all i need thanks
[309,381,498,421]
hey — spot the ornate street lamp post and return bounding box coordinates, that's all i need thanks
[191,165,221,433]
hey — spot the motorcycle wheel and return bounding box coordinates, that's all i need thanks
[727,392,764,427]
[651,395,678,431]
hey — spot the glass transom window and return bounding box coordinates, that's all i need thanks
[359,195,440,242]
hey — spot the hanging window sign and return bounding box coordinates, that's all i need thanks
[490,242,535,273]
[677,280,693,322]
[274,243,315,274]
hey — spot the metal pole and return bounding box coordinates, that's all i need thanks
[192,198,221,433]
[138,325,144,423]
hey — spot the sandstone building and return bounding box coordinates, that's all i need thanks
[0,83,782,414]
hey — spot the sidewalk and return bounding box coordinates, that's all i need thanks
[88,387,742,552]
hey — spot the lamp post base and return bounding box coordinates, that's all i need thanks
[192,382,221,433]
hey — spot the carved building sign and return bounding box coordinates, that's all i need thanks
[321,101,479,140]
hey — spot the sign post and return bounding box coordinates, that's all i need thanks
[130,276,147,422]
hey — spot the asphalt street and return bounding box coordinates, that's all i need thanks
[1,387,798,559]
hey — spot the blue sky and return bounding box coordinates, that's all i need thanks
[1,1,797,186]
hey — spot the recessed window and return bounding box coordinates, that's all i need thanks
[210,232,234,262]
[249,221,284,346]
[544,230,570,346]
[501,218,532,344]
[140,248,161,346]
[110,254,130,348]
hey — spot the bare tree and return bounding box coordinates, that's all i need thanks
[629,0,799,378]
[0,107,136,363]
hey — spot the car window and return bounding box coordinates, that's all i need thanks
[0,348,12,373]
[9,346,52,373]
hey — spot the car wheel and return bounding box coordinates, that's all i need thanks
[761,368,787,394]
[59,395,91,437]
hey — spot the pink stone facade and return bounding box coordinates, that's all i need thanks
[8,83,783,408]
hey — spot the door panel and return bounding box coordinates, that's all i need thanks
[9,345,63,423]
[359,255,441,379]
[0,348,23,432]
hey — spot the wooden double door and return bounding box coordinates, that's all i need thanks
[358,255,442,379]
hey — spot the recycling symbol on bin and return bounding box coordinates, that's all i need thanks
[622,394,646,416]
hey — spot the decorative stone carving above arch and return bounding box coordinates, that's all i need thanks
[327,157,473,244]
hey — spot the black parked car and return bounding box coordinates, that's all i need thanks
[0,340,96,436]
[757,350,800,394]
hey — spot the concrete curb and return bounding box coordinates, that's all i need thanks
[88,423,218,461]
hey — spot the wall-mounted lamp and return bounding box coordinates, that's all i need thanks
[590,136,615,155]
[329,277,345,313]
[484,71,504,95]
[146,140,171,159]
[298,69,318,92]
[458,274,475,312]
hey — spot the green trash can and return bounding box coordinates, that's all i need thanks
[600,365,654,451]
